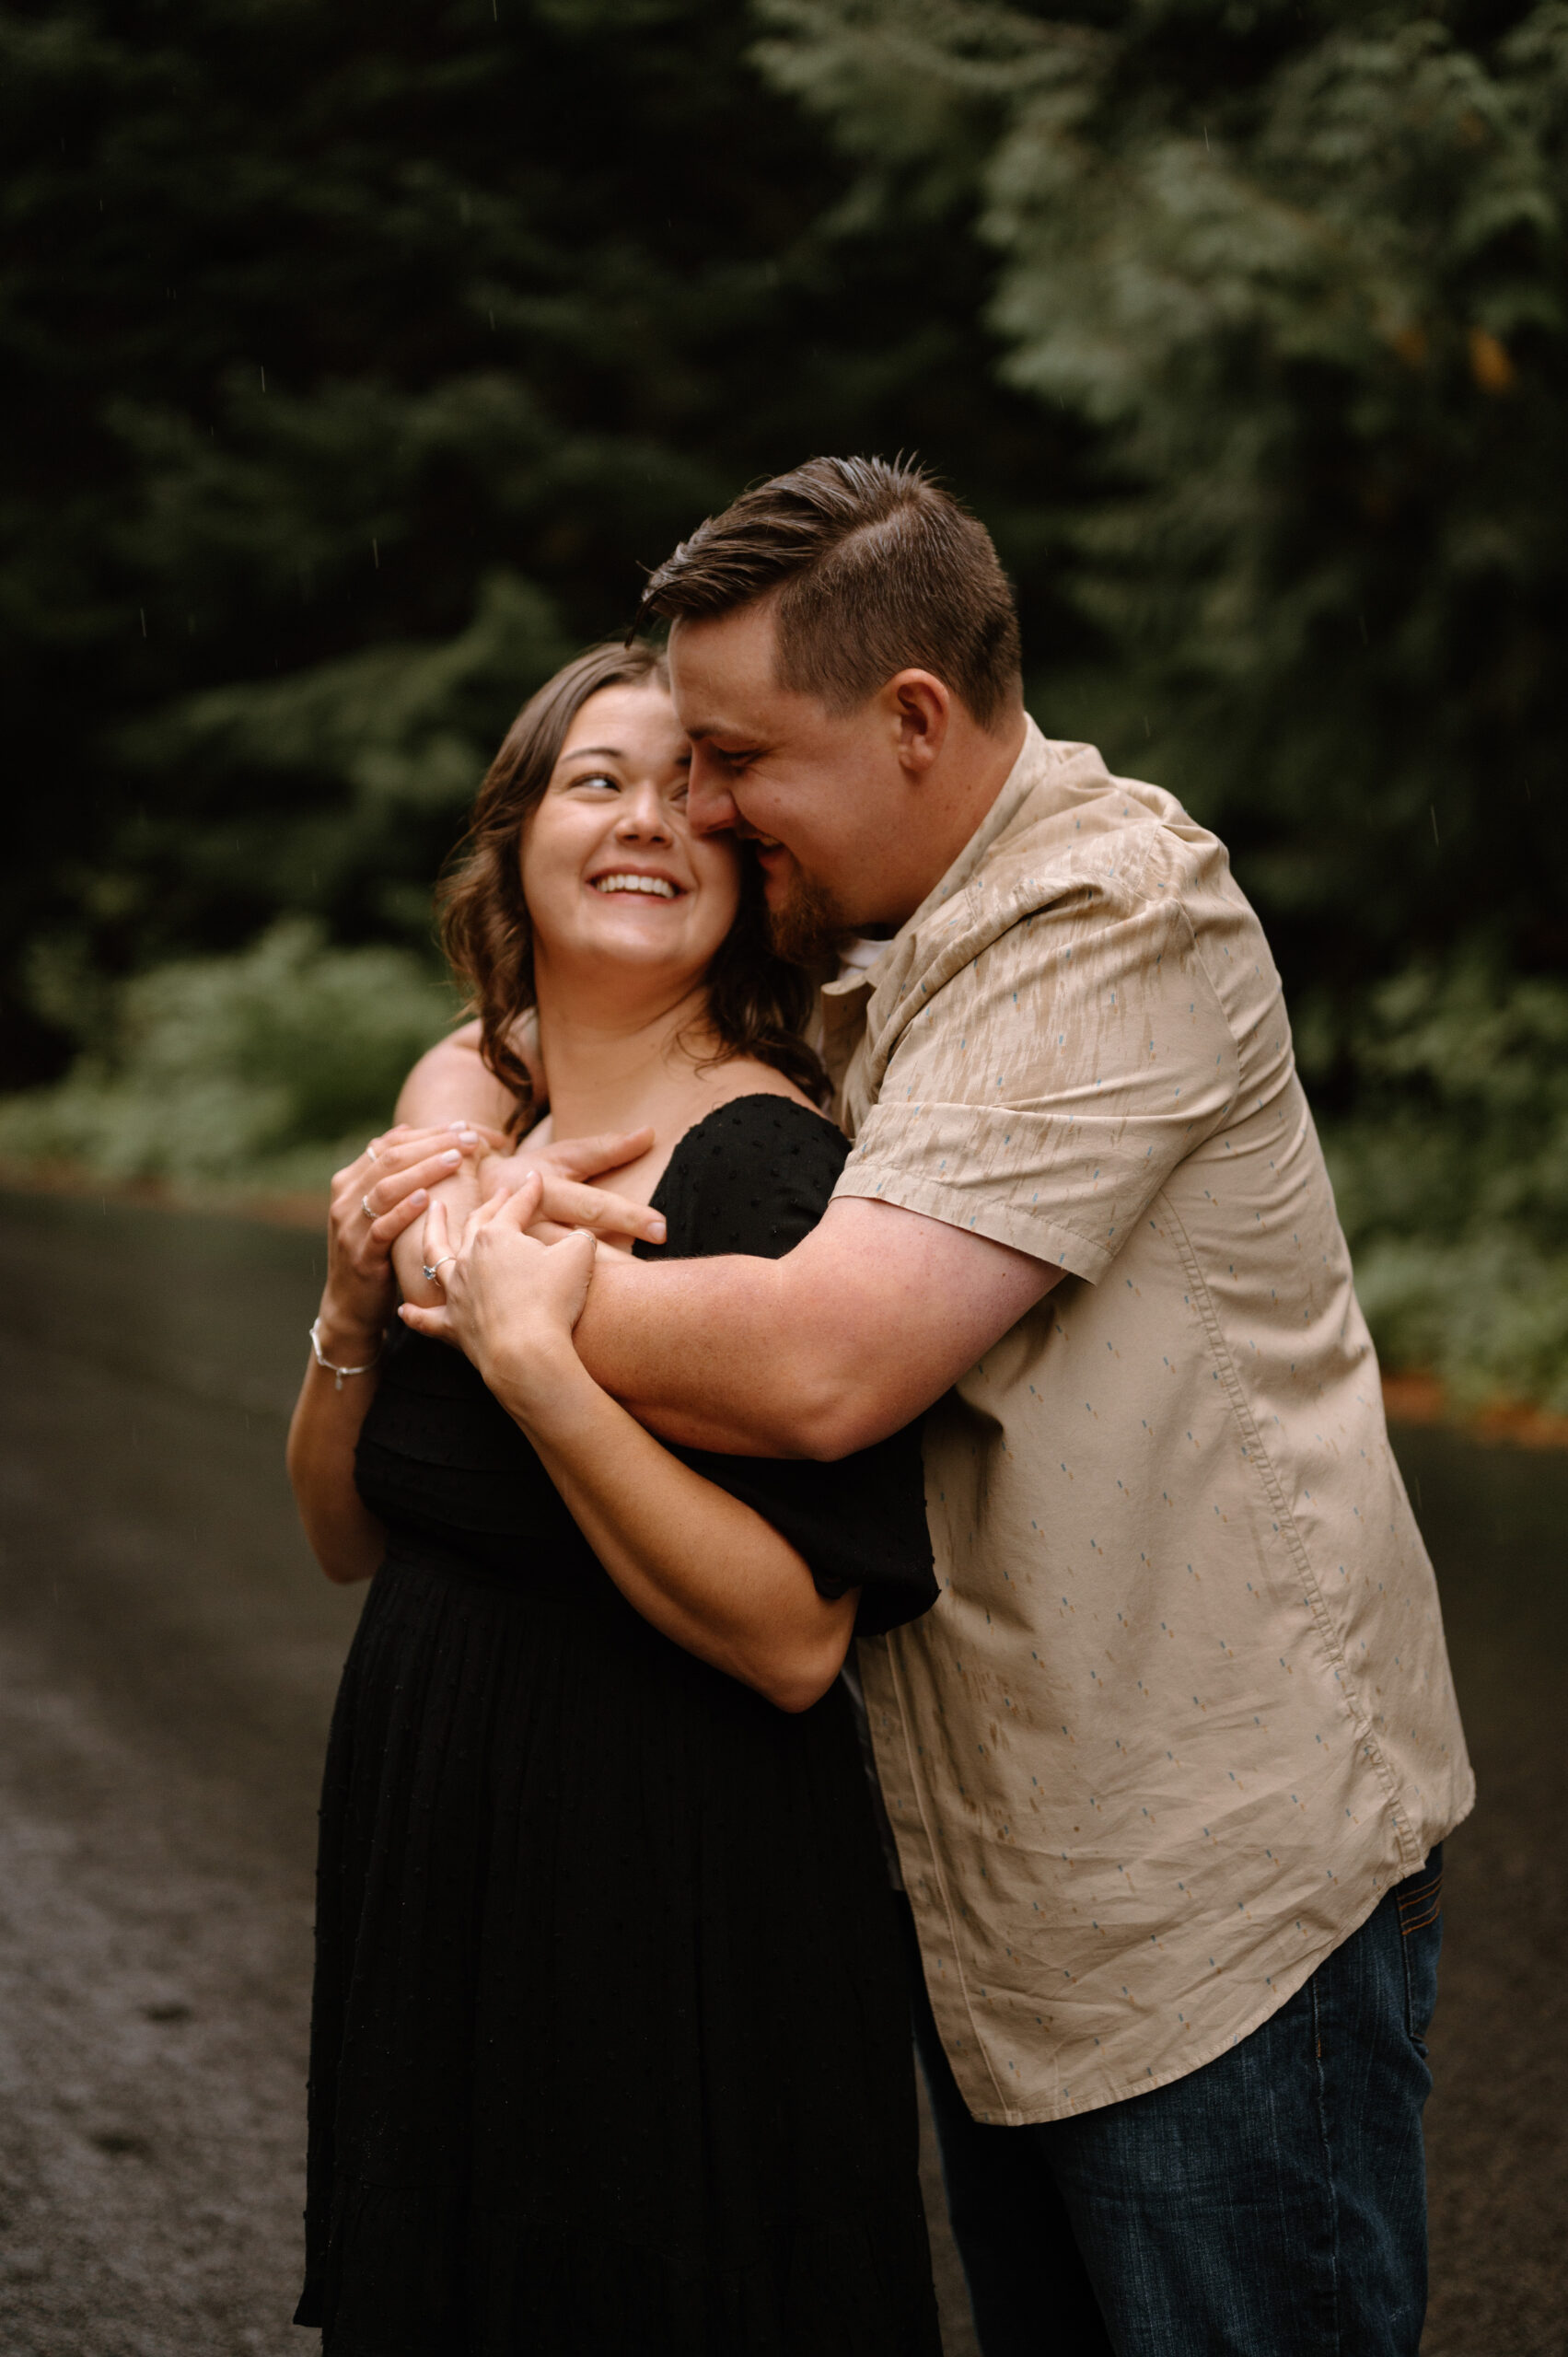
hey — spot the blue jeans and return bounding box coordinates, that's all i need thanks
[907,1849,1444,2357]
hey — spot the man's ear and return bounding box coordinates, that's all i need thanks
[885,670,952,778]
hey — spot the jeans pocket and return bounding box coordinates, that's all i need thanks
[1396,1842,1444,2054]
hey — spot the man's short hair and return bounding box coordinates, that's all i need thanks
[635,455,1022,732]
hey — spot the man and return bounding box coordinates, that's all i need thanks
[401,458,1471,2353]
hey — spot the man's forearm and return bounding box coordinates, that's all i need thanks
[573,1251,818,1456]
[573,1197,1062,1460]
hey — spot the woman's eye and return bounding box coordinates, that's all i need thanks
[573,772,618,793]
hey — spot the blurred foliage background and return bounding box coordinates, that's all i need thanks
[2,0,1564,1409]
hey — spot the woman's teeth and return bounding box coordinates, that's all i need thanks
[593,874,677,898]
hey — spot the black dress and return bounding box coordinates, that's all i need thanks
[296,1097,943,2355]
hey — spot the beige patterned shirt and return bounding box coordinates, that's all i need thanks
[826,719,1473,2124]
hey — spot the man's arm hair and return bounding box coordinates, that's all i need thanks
[575,1194,1063,1459]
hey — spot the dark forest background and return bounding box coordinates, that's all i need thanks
[3,0,1566,1410]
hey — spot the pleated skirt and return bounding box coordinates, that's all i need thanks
[296,1538,941,2355]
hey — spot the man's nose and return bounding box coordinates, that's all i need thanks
[687,748,738,836]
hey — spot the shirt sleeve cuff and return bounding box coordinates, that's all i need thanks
[830,1159,1112,1282]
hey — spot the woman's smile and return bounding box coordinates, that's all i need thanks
[588,867,683,900]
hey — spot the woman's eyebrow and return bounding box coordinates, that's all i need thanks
[562,744,691,765]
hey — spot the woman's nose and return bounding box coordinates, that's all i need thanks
[614,785,673,841]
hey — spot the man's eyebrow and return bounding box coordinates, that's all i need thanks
[684,724,749,748]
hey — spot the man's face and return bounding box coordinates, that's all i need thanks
[667,600,915,960]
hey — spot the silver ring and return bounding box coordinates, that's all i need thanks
[422,1254,458,1284]
[361,1193,376,1221]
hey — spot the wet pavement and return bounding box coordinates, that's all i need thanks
[0,1188,1562,2354]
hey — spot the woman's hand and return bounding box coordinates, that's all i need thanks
[401,1179,598,1424]
[319,1123,488,1353]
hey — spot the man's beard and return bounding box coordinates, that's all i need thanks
[764,862,853,968]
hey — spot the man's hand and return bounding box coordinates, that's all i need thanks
[475,1129,667,1247]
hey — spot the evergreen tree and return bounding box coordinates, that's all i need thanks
[756,0,1568,1408]
[756,0,1568,999]
[0,0,1070,1081]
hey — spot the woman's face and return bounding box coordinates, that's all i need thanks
[520,679,744,1002]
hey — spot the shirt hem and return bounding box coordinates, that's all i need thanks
[937,1771,1477,2128]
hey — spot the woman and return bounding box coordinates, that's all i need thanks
[285,641,942,2355]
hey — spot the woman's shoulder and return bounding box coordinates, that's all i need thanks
[643,1092,848,1263]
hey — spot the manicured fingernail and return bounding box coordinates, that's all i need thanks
[441,1149,460,1164]
[649,1217,666,1239]
[410,1189,428,1206]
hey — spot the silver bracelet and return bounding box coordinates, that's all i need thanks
[309,1316,383,1391]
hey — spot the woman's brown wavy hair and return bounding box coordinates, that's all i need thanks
[439,639,825,1129]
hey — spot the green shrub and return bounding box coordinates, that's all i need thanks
[0,920,459,1190]
[1319,958,1568,1412]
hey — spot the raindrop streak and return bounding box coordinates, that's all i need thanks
[1203,125,1210,154]
[260,365,267,391]
[1430,807,1440,848]
[1357,612,1367,646]
[139,609,146,637]
[372,539,379,569]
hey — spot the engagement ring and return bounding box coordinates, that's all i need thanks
[422,1256,458,1284]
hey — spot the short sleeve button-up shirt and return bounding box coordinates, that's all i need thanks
[827,718,1473,2124]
